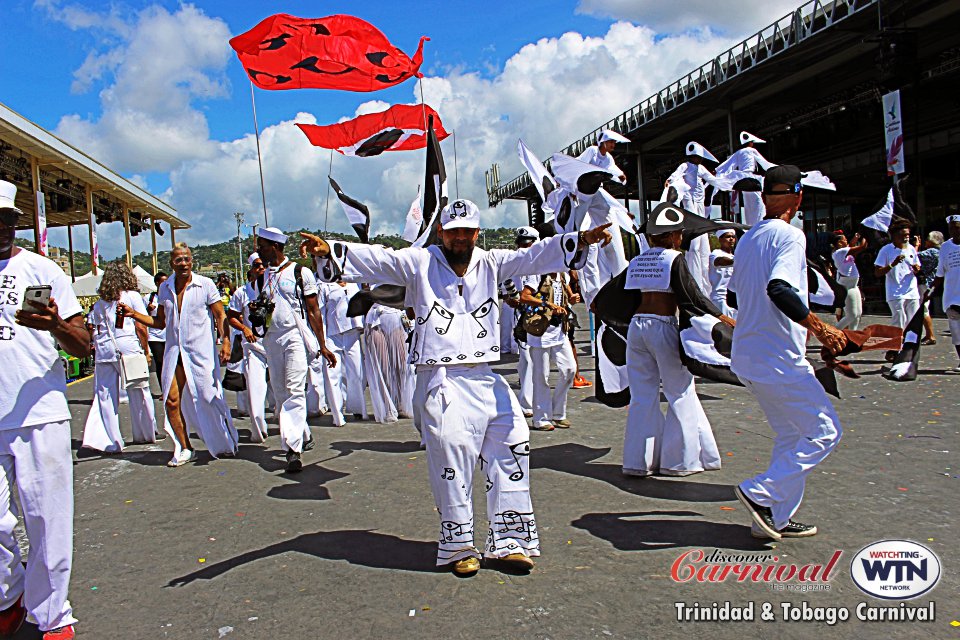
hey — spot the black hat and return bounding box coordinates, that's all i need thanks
[763,165,803,195]
[643,202,748,246]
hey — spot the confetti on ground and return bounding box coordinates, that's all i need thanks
[726,452,734,457]
[927,538,935,541]
[247,617,258,622]
[897,488,908,492]
[198,558,206,563]
[234,513,245,517]
[720,506,736,511]
[950,620,960,627]
[422,606,430,611]
[218,626,233,638]
[91,586,97,591]
[124,500,133,504]
[408,609,416,617]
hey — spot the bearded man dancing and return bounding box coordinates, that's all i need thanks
[300,199,611,575]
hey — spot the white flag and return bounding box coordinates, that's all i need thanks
[401,187,422,242]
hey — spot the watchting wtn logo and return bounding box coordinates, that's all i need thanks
[849,540,942,600]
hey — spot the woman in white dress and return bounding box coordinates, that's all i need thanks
[82,261,157,452]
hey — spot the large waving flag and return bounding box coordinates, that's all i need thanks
[516,139,555,204]
[412,116,447,248]
[230,14,427,92]
[297,104,449,156]
[329,177,370,243]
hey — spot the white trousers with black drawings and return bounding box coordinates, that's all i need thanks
[0,421,77,632]
[416,364,540,565]
[737,374,842,530]
[624,315,721,475]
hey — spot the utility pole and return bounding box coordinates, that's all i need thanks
[234,211,244,287]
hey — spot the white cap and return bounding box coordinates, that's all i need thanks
[440,199,480,230]
[714,229,736,239]
[685,141,718,162]
[599,129,630,144]
[247,252,261,265]
[739,131,765,145]
[947,214,960,224]
[258,227,288,244]
[516,226,540,242]
[0,180,21,213]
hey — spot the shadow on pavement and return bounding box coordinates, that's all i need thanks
[531,443,735,503]
[166,530,437,586]
[571,511,771,551]
[329,440,423,458]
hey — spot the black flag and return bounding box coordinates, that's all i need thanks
[415,114,447,247]
[883,293,927,382]
[329,176,370,244]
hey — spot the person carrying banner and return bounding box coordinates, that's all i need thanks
[300,198,611,575]
[728,165,847,540]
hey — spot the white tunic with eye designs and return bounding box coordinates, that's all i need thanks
[317,233,586,367]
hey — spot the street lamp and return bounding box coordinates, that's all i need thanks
[234,212,244,287]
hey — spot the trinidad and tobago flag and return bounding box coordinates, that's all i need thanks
[297,104,449,156]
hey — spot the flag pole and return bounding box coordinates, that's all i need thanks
[249,82,269,227]
[323,150,333,233]
[452,129,460,199]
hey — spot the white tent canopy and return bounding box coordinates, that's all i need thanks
[71,265,156,297]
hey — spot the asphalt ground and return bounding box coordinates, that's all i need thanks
[9,313,959,639]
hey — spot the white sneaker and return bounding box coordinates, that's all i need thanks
[167,449,194,468]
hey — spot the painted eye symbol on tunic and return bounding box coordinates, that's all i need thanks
[469,297,496,338]
[417,301,455,334]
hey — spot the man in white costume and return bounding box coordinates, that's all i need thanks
[121,243,238,467]
[728,166,846,540]
[317,280,367,420]
[227,253,271,442]
[520,271,577,430]
[665,141,725,294]
[300,199,612,575]
[0,180,90,639]
[255,228,338,473]
[577,129,629,183]
[874,220,921,330]
[715,131,773,226]
[932,214,960,373]
[709,229,737,318]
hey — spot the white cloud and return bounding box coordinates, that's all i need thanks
[575,0,803,36]
[45,7,745,257]
[51,3,232,174]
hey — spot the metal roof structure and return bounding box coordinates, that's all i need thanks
[488,0,960,216]
[0,101,188,231]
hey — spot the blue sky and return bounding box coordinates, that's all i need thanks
[2,0,798,259]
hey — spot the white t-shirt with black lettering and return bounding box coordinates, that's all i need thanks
[937,239,960,308]
[728,218,813,385]
[0,249,83,430]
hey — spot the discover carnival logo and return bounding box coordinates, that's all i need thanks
[850,540,942,600]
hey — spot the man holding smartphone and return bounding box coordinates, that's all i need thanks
[0,180,91,640]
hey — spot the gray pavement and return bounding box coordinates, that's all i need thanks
[13,314,960,639]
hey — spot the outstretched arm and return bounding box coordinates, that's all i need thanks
[300,232,419,285]
[497,224,613,281]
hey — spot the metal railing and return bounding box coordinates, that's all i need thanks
[489,0,879,206]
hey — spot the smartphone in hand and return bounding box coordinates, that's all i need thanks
[21,285,52,310]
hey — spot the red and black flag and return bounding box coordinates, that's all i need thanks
[297,104,449,156]
[329,177,370,244]
[230,14,427,92]
[412,115,447,247]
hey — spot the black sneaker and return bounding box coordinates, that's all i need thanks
[303,437,315,452]
[735,486,781,540]
[285,451,303,473]
[752,520,818,539]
